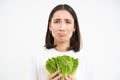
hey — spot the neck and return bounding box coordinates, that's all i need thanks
[54,41,70,52]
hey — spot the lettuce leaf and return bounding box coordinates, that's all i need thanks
[46,55,79,77]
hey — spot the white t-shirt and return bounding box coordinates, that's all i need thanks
[25,47,96,80]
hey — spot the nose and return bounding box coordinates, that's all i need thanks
[59,23,66,31]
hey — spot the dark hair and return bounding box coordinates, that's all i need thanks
[45,4,81,52]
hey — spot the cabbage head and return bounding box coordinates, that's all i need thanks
[46,55,79,77]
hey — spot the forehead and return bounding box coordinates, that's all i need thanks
[52,10,74,20]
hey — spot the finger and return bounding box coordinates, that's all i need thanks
[65,76,71,80]
[60,77,64,80]
[48,70,60,79]
[59,75,64,80]
[68,75,76,80]
[53,74,63,80]
[51,70,60,77]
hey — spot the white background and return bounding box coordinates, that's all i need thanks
[0,0,120,80]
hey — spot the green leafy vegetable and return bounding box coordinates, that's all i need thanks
[46,55,79,77]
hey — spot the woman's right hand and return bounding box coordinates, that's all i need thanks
[47,70,63,80]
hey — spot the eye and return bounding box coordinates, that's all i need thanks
[66,21,71,24]
[54,20,60,23]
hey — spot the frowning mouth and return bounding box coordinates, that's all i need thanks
[58,33,66,37]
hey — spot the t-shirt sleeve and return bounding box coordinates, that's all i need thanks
[24,58,39,80]
[86,55,98,80]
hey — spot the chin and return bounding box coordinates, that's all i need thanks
[58,39,69,43]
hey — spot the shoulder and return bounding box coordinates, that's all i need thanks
[80,53,95,66]
[75,50,96,70]
[32,47,59,64]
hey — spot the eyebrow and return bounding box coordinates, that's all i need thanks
[53,18,72,21]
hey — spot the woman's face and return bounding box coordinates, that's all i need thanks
[49,10,75,44]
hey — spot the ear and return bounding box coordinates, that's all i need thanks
[73,26,76,32]
[49,22,52,31]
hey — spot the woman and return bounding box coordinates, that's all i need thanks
[25,4,95,80]
[45,4,80,80]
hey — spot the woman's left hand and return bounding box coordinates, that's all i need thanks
[65,75,76,80]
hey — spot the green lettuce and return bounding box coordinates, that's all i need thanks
[46,55,79,77]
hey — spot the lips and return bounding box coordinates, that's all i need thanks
[58,33,66,36]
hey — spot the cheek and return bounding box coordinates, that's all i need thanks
[50,26,58,32]
[67,26,75,33]
[50,27,58,36]
[52,28,59,33]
